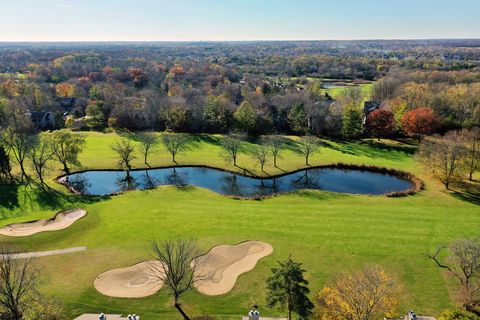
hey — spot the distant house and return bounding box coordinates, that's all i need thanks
[57,97,76,112]
[363,101,381,125]
[363,101,381,115]
[30,111,55,129]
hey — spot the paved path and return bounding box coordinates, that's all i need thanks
[74,314,127,320]
[0,246,87,259]
[242,317,287,320]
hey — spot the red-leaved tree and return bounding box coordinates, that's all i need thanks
[401,107,438,141]
[366,109,395,140]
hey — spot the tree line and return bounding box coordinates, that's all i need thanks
[417,128,480,189]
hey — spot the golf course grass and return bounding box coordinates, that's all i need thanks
[0,132,478,319]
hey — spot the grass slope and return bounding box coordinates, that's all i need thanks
[0,132,478,319]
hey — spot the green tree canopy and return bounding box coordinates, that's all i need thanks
[266,257,314,320]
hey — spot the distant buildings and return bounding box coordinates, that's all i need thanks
[30,111,55,129]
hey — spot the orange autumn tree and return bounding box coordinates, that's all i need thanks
[55,83,76,98]
[0,80,21,98]
[366,109,395,140]
[314,266,401,320]
[401,107,438,141]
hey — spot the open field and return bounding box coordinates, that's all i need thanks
[0,132,479,319]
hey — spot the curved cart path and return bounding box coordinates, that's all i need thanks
[0,247,87,259]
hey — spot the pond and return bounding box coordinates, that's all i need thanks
[60,166,414,197]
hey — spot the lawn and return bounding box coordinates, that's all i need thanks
[0,132,478,319]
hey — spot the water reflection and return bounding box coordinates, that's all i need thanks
[63,166,414,197]
[115,171,138,192]
[291,170,320,190]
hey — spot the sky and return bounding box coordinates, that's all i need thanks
[0,0,479,41]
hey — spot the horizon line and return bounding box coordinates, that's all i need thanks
[1,37,480,43]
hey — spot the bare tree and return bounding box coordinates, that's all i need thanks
[462,128,480,181]
[315,265,401,320]
[0,248,39,320]
[417,132,465,189]
[253,144,268,172]
[111,137,136,170]
[428,238,480,313]
[297,136,320,166]
[149,239,203,320]
[50,129,86,174]
[162,134,188,164]
[221,134,243,166]
[137,132,157,166]
[29,134,55,189]
[266,136,284,167]
[0,100,36,182]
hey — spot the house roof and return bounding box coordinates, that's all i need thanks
[363,101,381,113]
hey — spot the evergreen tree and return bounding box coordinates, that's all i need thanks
[266,257,314,320]
[342,103,364,138]
[234,101,257,134]
[288,103,308,134]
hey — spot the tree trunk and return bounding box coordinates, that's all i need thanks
[62,161,70,174]
[273,156,277,167]
[174,302,190,320]
[19,161,27,182]
[305,156,309,166]
[469,171,473,181]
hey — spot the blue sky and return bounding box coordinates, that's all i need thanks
[0,0,479,41]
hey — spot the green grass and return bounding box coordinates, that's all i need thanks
[0,132,478,319]
[0,72,28,79]
[321,83,374,100]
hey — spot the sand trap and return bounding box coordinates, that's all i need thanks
[0,209,87,237]
[94,261,165,298]
[194,240,273,296]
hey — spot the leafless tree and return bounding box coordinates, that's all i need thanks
[162,134,188,164]
[0,100,36,182]
[428,238,480,314]
[0,247,39,320]
[266,136,284,167]
[461,128,480,181]
[137,132,157,166]
[417,132,465,189]
[29,134,55,189]
[111,137,136,170]
[149,239,203,320]
[220,134,243,166]
[252,144,268,172]
[297,136,320,166]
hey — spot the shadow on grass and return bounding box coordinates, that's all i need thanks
[0,182,104,220]
[451,181,480,206]
[322,139,417,161]
[290,189,353,201]
[0,183,20,211]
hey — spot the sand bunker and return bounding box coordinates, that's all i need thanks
[0,209,87,237]
[94,261,165,298]
[194,240,273,296]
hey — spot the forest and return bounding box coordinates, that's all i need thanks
[0,40,479,138]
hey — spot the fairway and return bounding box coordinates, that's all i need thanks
[0,132,478,319]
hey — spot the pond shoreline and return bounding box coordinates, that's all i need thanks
[55,163,423,199]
